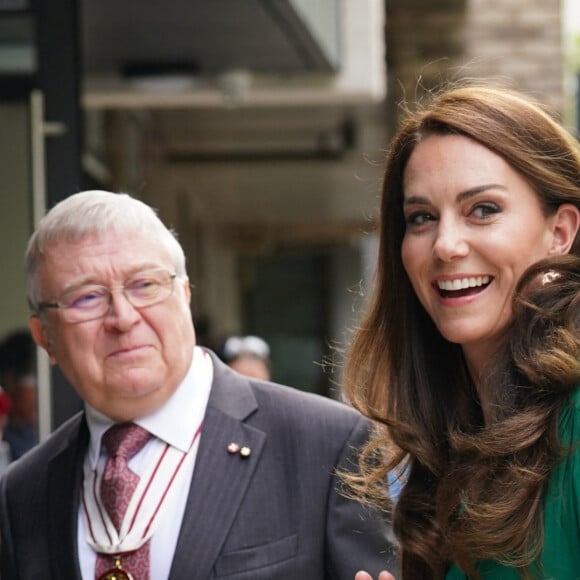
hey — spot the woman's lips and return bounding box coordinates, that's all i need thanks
[434,275,493,298]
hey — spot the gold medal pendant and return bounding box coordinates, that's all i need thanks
[99,556,134,580]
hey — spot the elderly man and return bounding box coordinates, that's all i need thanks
[0,190,397,579]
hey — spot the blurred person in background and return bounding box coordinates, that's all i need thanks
[0,329,38,460]
[0,387,12,473]
[220,335,271,381]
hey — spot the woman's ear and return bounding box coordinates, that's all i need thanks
[29,315,56,364]
[549,203,580,255]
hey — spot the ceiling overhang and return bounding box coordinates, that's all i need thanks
[81,0,386,111]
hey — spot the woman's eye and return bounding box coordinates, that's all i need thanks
[471,202,501,219]
[406,211,435,226]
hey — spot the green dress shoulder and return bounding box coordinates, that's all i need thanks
[445,387,580,580]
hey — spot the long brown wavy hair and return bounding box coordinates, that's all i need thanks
[342,85,580,578]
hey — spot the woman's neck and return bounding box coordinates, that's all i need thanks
[462,342,497,425]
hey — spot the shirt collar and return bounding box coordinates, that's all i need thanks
[85,346,213,469]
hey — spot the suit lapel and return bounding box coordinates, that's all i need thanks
[169,358,265,579]
[46,416,88,580]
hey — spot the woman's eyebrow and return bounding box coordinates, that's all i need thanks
[403,184,507,206]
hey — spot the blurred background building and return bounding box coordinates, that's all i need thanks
[0,0,577,437]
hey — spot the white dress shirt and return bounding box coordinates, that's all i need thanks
[78,347,213,579]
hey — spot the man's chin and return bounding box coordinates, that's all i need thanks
[96,389,162,422]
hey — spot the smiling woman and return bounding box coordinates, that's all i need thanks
[343,84,580,580]
[400,132,574,376]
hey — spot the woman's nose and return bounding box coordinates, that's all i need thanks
[432,222,469,262]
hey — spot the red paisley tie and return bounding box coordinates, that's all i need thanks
[95,422,152,579]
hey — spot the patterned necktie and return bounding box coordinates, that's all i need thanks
[95,422,152,579]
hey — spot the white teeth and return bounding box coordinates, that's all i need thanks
[438,275,490,291]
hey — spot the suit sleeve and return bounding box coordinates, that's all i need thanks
[324,415,399,580]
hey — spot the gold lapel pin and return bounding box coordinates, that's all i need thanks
[239,446,251,458]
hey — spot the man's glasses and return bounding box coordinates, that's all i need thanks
[36,268,177,323]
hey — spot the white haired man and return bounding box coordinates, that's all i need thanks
[0,190,397,579]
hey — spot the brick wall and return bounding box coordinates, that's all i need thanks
[386,0,563,129]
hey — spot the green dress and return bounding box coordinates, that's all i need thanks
[446,387,580,580]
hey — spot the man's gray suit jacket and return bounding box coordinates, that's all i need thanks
[0,350,397,579]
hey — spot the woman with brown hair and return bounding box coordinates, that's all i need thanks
[350,85,580,579]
